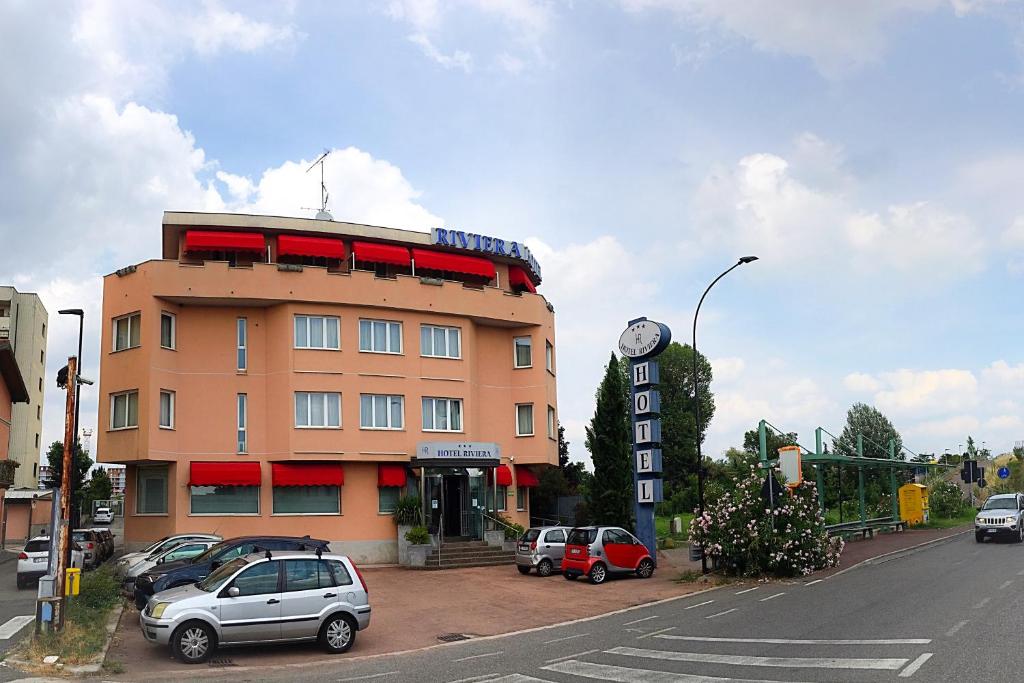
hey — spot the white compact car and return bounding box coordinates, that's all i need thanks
[122,540,219,596]
[114,533,222,579]
[17,537,84,589]
[93,507,114,524]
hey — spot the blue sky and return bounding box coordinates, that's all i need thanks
[3,0,1024,465]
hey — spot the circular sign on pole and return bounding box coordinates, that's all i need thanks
[618,318,672,359]
[998,466,1010,480]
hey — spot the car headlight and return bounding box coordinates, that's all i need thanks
[150,602,170,619]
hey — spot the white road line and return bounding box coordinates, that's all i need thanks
[759,592,785,602]
[543,633,587,644]
[973,597,991,609]
[607,646,910,670]
[337,673,399,682]
[544,659,813,683]
[636,626,676,640]
[999,580,1013,590]
[454,651,504,663]
[476,675,557,683]
[945,621,969,637]
[684,600,714,610]
[705,608,738,619]
[445,675,498,683]
[655,635,932,645]
[0,616,34,640]
[804,579,823,586]
[623,615,659,626]
[543,649,600,665]
[899,653,934,678]
[735,586,759,594]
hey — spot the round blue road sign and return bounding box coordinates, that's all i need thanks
[998,466,1010,480]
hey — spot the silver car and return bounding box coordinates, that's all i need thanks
[516,526,573,577]
[114,533,222,579]
[122,541,219,596]
[975,493,1024,543]
[140,550,371,664]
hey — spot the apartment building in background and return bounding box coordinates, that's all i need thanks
[98,211,557,562]
[0,287,47,489]
[1,341,31,527]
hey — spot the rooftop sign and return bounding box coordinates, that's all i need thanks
[430,228,541,281]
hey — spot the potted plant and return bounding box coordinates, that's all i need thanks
[404,526,433,567]
[393,495,422,565]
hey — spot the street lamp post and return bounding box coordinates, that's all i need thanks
[58,309,84,538]
[692,256,758,574]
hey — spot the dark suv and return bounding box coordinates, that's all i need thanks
[133,536,330,609]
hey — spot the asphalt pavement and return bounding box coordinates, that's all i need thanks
[0,550,40,663]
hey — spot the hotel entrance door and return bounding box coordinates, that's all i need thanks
[424,468,486,541]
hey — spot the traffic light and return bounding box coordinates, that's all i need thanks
[960,460,982,484]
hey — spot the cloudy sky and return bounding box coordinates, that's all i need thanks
[3,0,1023,467]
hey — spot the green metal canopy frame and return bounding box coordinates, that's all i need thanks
[756,419,954,529]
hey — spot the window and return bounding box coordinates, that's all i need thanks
[327,560,353,586]
[38,378,41,392]
[517,487,527,511]
[295,392,341,428]
[420,325,461,358]
[516,403,534,436]
[379,487,401,513]
[110,391,139,430]
[40,349,44,364]
[545,529,565,544]
[284,559,336,592]
[32,463,37,478]
[113,313,141,351]
[160,312,176,349]
[136,466,168,514]
[236,318,247,371]
[231,561,280,596]
[359,319,402,354]
[41,322,45,336]
[34,433,39,448]
[514,336,532,368]
[360,394,404,429]
[294,315,340,350]
[497,485,508,511]
[36,405,40,420]
[237,394,247,453]
[273,486,340,514]
[159,390,174,429]
[190,485,260,514]
[545,341,554,373]
[422,397,463,432]
[547,405,556,439]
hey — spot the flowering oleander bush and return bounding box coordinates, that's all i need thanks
[688,467,843,577]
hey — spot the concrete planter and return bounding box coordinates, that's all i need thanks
[484,530,504,547]
[502,539,518,552]
[408,543,433,567]
[397,524,413,566]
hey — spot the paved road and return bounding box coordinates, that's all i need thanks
[0,550,40,663]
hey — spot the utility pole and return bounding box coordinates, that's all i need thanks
[53,356,77,630]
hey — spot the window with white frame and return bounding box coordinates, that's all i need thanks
[359,319,402,354]
[159,390,175,429]
[420,325,461,358]
[160,312,176,349]
[517,486,527,511]
[237,318,247,371]
[295,392,341,428]
[516,403,534,436]
[294,315,340,350]
[136,466,168,514]
[422,397,463,432]
[237,394,247,453]
[545,340,554,373]
[360,394,404,429]
[547,405,556,439]
[113,313,141,351]
[110,391,138,430]
[514,336,532,368]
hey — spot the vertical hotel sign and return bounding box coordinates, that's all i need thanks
[618,317,671,561]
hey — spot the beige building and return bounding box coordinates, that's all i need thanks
[0,287,47,489]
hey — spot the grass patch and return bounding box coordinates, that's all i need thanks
[920,510,976,529]
[656,513,693,542]
[676,569,702,583]
[20,565,121,665]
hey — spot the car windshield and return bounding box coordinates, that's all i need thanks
[190,540,232,564]
[72,532,86,542]
[25,539,49,553]
[522,529,541,542]
[982,498,1018,510]
[197,558,247,593]
[567,529,598,545]
[142,536,171,553]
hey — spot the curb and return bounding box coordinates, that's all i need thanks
[5,604,124,676]
[828,527,971,579]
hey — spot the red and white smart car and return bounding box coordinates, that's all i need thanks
[561,526,655,584]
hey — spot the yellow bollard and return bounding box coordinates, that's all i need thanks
[65,567,81,597]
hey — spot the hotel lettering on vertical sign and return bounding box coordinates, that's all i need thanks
[617,317,672,560]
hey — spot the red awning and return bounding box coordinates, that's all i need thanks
[189,462,261,487]
[507,265,537,293]
[352,241,411,266]
[412,249,496,279]
[515,465,540,488]
[378,464,407,488]
[277,235,346,260]
[184,230,265,253]
[496,464,513,487]
[272,462,344,487]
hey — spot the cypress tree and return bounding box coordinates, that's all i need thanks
[585,352,635,530]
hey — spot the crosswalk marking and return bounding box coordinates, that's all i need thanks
[476,676,556,683]
[655,635,931,645]
[606,646,909,670]
[899,653,934,678]
[0,615,34,640]
[544,659,812,683]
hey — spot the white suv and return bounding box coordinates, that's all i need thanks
[93,507,114,524]
[140,550,371,664]
[17,537,84,589]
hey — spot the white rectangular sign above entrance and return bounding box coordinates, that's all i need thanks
[416,442,501,461]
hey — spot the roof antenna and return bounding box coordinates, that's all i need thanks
[303,150,333,220]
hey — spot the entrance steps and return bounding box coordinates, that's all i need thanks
[416,539,516,570]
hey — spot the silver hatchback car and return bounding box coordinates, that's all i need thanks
[140,550,371,664]
[515,526,573,577]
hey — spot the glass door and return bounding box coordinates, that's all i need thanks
[425,472,443,537]
[466,469,485,541]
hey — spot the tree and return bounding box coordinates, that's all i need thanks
[558,423,586,492]
[83,468,113,517]
[586,352,634,530]
[828,404,904,512]
[45,440,93,515]
[742,426,797,460]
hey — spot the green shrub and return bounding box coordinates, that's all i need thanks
[404,526,430,545]
[929,481,970,519]
[495,512,525,540]
[393,495,422,526]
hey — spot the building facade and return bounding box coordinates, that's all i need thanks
[96,464,126,496]
[0,288,47,489]
[98,212,557,561]
[1,341,31,532]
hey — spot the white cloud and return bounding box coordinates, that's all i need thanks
[871,369,980,415]
[982,360,1024,387]
[843,372,882,393]
[711,357,745,383]
[905,414,981,439]
[409,33,474,72]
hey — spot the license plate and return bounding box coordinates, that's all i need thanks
[987,528,997,533]
[570,548,580,555]
[34,557,46,563]
[518,544,530,552]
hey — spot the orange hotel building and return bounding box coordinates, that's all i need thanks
[97,212,557,563]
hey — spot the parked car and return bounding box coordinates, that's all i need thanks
[122,541,220,596]
[90,528,114,561]
[140,550,370,664]
[17,537,84,588]
[73,529,103,569]
[975,493,1024,542]
[114,534,222,579]
[561,526,655,584]
[134,536,330,609]
[515,526,573,576]
[93,507,114,524]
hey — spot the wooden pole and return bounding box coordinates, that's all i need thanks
[53,356,77,630]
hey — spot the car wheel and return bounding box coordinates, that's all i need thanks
[16,576,25,589]
[171,621,215,664]
[636,558,655,579]
[537,559,554,577]
[564,572,577,581]
[589,563,608,585]
[320,613,357,654]
[1018,526,1023,544]
[975,532,984,543]
[517,566,531,575]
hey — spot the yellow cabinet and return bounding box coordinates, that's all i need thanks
[899,483,929,526]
